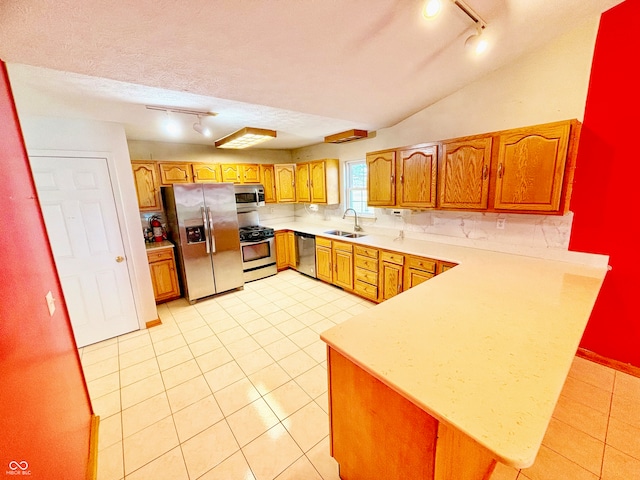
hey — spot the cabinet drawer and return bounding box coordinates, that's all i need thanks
[355,256,378,273]
[333,240,353,253]
[354,245,378,259]
[407,256,437,274]
[381,251,404,265]
[316,236,332,248]
[147,248,174,263]
[355,267,378,286]
[354,280,378,301]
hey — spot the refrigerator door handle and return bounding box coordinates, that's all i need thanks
[201,206,210,254]
[207,207,216,253]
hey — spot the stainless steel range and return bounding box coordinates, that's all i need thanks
[237,211,277,282]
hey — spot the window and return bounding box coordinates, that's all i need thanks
[345,160,374,217]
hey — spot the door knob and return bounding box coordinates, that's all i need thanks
[116,256,125,263]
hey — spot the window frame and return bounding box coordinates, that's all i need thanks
[344,160,374,218]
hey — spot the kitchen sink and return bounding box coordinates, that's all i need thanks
[324,230,367,238]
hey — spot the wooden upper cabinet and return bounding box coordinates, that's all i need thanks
[212,163,261,183]
[311,159,340,204]
[295,159,340,205]
[296,162,311,203]
[242,164,260,183]
[260,164,277,203]
[158,162,192,184]
[439,137,492,210]
[220,164,241,183]
[192,163,222,183]
[131,161,162,211]
[397,145,437,208]
[275,164,297,203]
[367,150,396,206]
[493,122,571,212]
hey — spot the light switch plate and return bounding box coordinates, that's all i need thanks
[45,291,55,316]
[496,218,506,230]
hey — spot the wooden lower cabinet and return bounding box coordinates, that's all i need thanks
[379,251,404,302]
[275,230,296,270]
[275,231,289,270]
[316,237,333,283]
[405,255,437,289]
[328,347,497,480]
[438,261,457,274]
[332,241,354,290]
[147,247,180,303]
[354,245,379,302]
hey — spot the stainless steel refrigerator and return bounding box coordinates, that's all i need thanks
[163,183,244,303]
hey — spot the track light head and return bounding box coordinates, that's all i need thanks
[193,117,212,137]
[465,25,489,56]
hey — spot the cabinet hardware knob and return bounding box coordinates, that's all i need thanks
[116,256,125,263]
[482,165,488,180]
[497,163,504,178]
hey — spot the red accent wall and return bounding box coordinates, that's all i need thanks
[0,62,92,478]
[570,0,640,367]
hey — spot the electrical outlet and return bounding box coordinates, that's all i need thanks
[45,291,55,316]
[496,218,506,230]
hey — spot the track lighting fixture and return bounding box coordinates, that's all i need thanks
[146,105,217,139]
[193,116,212,137]
[422,0,489,56]
[465,25,488,56]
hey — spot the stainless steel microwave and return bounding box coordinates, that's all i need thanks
[234,184,266,210]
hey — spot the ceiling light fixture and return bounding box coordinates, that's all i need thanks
[146,105,217,138]
[452,0,489,56]
[423,0,442,19]
[423,0,489,56]
[324,129,369,144]
[193,116,212,137]
[214,127,277,149]
[162,111,181,137]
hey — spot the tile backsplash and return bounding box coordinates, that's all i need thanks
[293,204,574,255]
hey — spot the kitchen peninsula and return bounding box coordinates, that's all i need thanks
[268,222,608,479]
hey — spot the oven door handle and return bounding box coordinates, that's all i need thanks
[240,237,274,246]
[207,207,216,253]
[201,207,210,254]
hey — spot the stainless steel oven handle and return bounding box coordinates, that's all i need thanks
[207,207,216,253]
[201,207,210,254]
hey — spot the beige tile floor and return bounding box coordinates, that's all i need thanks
[79,269,640,480]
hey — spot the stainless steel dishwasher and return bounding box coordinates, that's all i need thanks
[295,232,316,278]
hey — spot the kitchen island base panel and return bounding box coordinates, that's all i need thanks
[328,347,497,480]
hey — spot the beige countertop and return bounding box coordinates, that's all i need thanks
[266,220,608,469]
[145,240,175,252]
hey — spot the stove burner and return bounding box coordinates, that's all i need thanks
[239,225,275,242]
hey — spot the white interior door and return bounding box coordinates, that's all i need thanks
[30,156,139,347]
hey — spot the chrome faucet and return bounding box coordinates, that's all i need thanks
[343,208,363,231]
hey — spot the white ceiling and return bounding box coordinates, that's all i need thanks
[0,0,623,150]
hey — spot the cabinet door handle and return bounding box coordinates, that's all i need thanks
[400,175,404,184]
[391,175,395,183]
[497,163,504,178]
[482,165,488,180]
